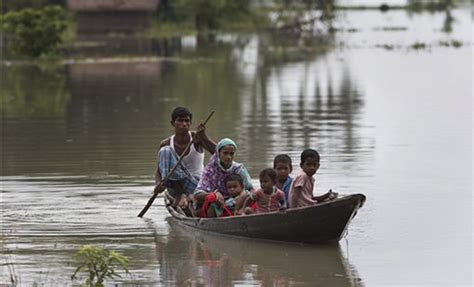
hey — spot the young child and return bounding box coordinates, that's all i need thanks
[223,173,248,215]
[197,173,248,217]
[245,168,286,214]
[273,154,293,204]
[288,149,337,208]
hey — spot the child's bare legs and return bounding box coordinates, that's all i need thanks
[207,206,217,217]
[233,193,248,215]
[244,207,255,214]
[177,194,188,208]
[192,192,207,217]
[169,181,186,208]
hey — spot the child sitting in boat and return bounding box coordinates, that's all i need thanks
[198,173,249,217]
[273,154,293,204]
[244,168,286,214]
[223,174,249,215]
[288,149,337,208]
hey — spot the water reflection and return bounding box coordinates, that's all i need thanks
[154,219,363,286]
[1,65,70,176]
[66,36,183,58]
[1,174,363,286]
[441,9,454,33]
[65,61,168,175]
[0,65,69,117]
[231,32,365,172]
[2,10,365,286]
[1,30,367,177]
[1,4,472,286]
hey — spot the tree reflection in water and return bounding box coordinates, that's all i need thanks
[1,28,367,178]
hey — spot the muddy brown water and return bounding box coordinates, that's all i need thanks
[1,5,472,286]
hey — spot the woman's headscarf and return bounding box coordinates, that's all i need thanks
[216,138,237,152]
[196,138,244,198]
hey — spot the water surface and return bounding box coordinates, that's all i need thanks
[1,5,472,286]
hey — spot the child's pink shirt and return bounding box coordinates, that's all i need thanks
[250,188,285,213]
[288,171,317,208]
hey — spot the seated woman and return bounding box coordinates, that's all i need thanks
[194,138,254,217]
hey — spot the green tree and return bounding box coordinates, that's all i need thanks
[71,245,129,287]
[2,0,62,13]
[157,0,251,31]
[0,5,68,57]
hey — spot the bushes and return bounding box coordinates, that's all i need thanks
[1,0,57,13]
[0,5,68,58]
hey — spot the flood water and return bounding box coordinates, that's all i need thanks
[1,4,472,287]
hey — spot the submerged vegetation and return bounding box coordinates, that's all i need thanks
[71,245,130,287]
[406,0,455,12]
[150,0,331,36]
[374,39,464,51]
[333,0,456,11]
[439,39,462,47]
[147,0,463,38]
[410,41,427,50]
[156,0,257,32]
[0,0,466,61]
[376,44,396,50]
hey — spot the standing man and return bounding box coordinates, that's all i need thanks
[155,107,216,207]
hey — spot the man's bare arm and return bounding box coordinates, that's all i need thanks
[194,123,216,153]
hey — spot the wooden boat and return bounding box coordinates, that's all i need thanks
[164,192,366,244]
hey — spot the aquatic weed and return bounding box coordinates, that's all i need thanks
[439,39,463,48]
[71,245,130,287]
[375,44,395,50]
[450,40,462,48]
[379,26,408,31]
[410,42,427,50]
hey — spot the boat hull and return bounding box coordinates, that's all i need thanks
[165,193,365,244]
